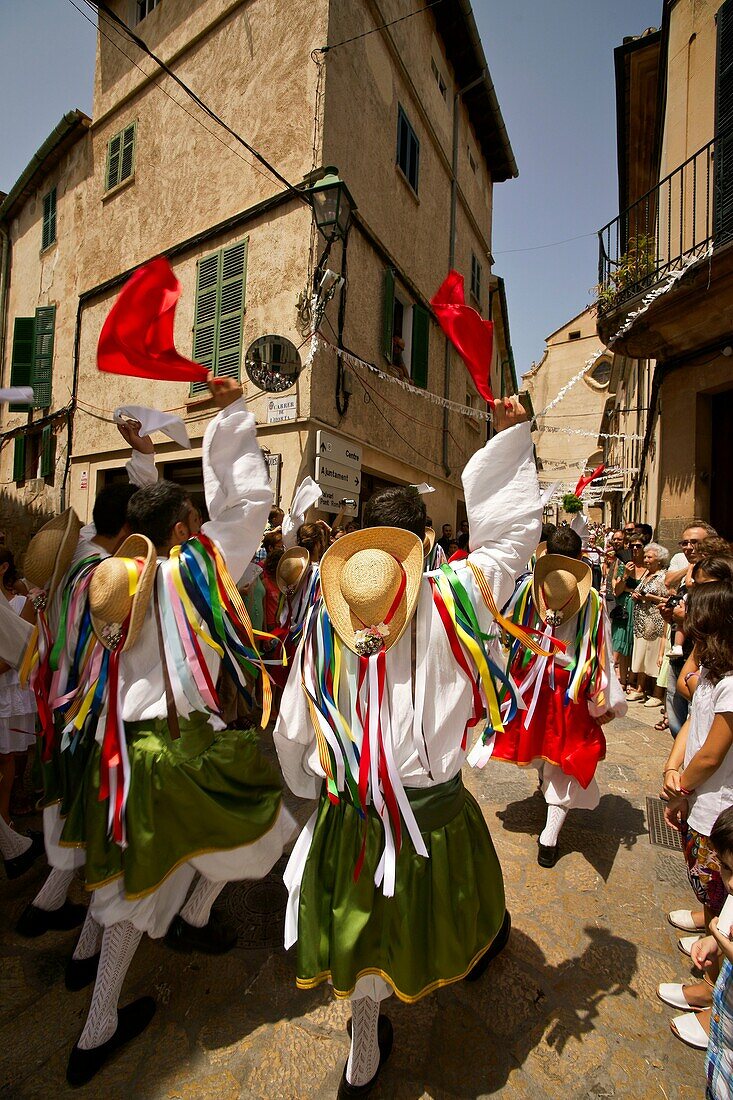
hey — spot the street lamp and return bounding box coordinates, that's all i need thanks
[311,167,356,242]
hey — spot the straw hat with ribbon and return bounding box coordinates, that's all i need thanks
[320,526,424,656]
[276,546,311,596]
[23,508,82,601]
[422,526,437,560]
[532,553,592,627]
[89,534,157,651]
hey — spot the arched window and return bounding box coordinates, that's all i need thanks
[584,357,612,390]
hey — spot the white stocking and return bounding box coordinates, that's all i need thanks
[77,922,142,1050]
[179,876,225,928]
[32,868,74,911]
[0,814,31,859]
[346,996,380,1087]
[73,909,103,961]
[539,804,568,847]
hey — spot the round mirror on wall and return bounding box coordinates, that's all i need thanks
[245,335,302,393]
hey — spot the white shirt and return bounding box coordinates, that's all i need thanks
[274,422,542,799]
[685,670,733,836]
[117,398,272,725]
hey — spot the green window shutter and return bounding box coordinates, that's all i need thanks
[120,123,136,184]
[32,305,55,409]
[715,0,733,243]
[40,424,55,478]
[42,188,57,250]
[215,239,247,380]
[13,436,26,483]
[382,267,395,362]
[411,306,430,388]
[9,317,36,411]
[191,250,222,395]
[106,131,123,191]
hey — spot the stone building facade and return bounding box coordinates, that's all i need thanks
[597,0,733,541]
[0,0,518,555]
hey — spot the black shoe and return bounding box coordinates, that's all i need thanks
[164,913,237,955]
[538,843,558,868]
[66,996,156,1088]
[65,951,101,992]
[15,900,87,938]
[3,830,44,880]
[465,910,512,982]
[338,1015,393,1098]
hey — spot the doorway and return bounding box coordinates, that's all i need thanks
[711,388,733,538]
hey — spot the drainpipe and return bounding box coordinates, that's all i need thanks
[0,226,10,391]
[443,70,486,476]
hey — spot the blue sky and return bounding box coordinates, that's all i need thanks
[1,0,662,377]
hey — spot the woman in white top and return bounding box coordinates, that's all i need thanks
[0,548,36,824]
[661,581,733,1046]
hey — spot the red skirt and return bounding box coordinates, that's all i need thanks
[492,665,605,789]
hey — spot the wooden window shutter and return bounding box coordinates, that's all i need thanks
[120,123,136,183]
[13,436,26,483]
[106,131,123,191]
[191,250,222,395]
[716,0,733,243]
[382,267,395,362]
[215,239,247,380]
[42,188,57,250]
[411,306,430,388]
[32,305,55,409]
[9,317,35,411]
[40,424,55,478]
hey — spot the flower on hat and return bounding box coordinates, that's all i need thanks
[354,622,390,656]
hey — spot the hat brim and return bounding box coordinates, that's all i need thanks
[532,553,592,624]
[422,527,436,558]
[276,546,311,595]
[320,526,424,655]
[91,534,157,651]
[24,508,82,596]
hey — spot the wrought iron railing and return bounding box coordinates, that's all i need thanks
[597,132,733,314]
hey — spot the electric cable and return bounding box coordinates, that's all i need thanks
[315,1,443,54]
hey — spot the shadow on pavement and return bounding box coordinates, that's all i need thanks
[372,924,638,1099]
[495,791,648,882]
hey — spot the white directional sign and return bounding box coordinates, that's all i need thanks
[318,485,359,518]
[315,456,361,494]
[316,430,362,470]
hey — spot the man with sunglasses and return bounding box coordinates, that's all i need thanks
[666,521,717,591]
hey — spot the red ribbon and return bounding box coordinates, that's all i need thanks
[33,613,56,762]
[99,627,127,844]
[430,270,495,405]
[97,257,208,382]
[574,464,606,498]
[431,584,483,748]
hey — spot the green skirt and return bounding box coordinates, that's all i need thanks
[40,726,95,817]
[61,712,283,898]
[296,775,506,1003]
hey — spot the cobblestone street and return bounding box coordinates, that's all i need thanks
[1,706,706,1099]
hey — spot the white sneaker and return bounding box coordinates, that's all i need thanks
[678,934,703,957]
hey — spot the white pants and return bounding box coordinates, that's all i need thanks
[43,804,85,871]
[538,761,600,812]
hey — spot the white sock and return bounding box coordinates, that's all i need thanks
[539,804,568,847]
[346,996,380,1087]
[0,814,32,860]
[179,877,225,928]
[73,909,103,961]
[32,868,74,912]
[77,921,143,1050]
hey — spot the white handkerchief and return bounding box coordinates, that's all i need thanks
[540,481,560,508]
[282,476,323,546]
[411,483,435,494]
[114,404,190,449]
[0,387,34,405]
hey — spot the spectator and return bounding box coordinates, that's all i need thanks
[635,523,654,546]
[260,547,285,636]
[628,542,670,707]
[438,523,452,556]
[297,522,329,564]
[622,521,637,548]
[0,550,36,825]
[610,529,631,564]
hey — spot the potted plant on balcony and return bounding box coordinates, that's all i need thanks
[595,234,657,314]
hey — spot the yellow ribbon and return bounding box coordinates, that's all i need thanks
[468,562,556,658]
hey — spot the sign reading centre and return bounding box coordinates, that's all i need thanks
[315,430,362,518]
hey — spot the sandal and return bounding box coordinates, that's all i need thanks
[655,715,670,730]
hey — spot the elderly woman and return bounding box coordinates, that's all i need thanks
[629,542,670,706]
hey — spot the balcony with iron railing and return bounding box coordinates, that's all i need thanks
[596,130,733,359]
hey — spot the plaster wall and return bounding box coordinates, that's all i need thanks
[660,0,719,179]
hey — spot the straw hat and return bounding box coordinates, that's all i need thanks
[320,526,424,656]
[532,553,592,627]
[276,546,310,595]
[24,508,82,599]
[535,541,547,560]
[89,534,157,651]
[422,527,436,559]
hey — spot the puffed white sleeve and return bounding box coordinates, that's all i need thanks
[464,422,542,612]
[0,598,33,669]
[588,605,628,719]
[273,648,324,800]
[125,449,158,488]
[200,397,273,584]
